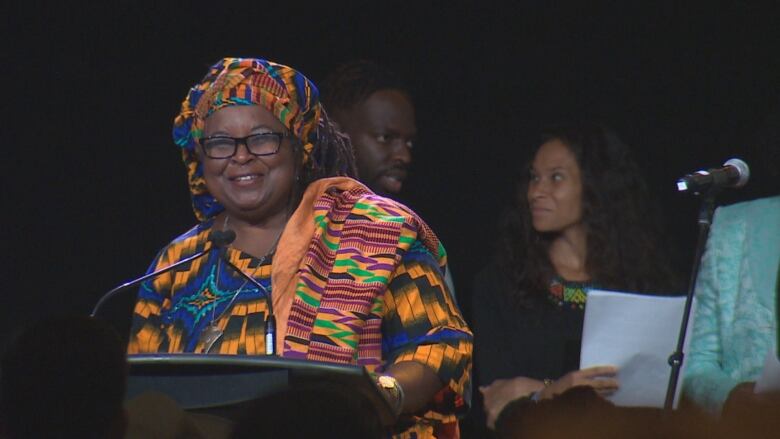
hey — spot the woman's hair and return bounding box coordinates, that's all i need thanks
[1,315,127,438]
[293,108,358,199]
[496,122,680,308]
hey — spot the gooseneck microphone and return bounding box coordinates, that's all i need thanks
[90,230,237,318]
[211,229,237,248]
[217,246,276,356]
[676,158,750,193]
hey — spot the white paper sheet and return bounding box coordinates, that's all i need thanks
[754,343,780,394]
[580,289,692,408]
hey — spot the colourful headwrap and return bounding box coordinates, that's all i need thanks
[173,57,322,221]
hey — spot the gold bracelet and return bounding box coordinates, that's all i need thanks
[377,375,404,416]
[543,378,554,387]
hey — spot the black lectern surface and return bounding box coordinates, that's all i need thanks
[127,354,396,426]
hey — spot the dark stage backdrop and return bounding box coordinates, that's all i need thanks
[5,2,779,348]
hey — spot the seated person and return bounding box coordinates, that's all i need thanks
[0,314,128,439]
[127,57,471,438]
[471,123,681,432]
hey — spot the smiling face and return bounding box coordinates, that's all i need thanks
[199,105,297,223]
[335,89,416,195]
[527,139,584,234]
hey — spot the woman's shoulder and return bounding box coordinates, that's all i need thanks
[307,178,445,261]
[312,178,420,224]
[156,220,215,255]
[350,191,420,224]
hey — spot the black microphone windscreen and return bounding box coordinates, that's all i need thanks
[211,229,237,247]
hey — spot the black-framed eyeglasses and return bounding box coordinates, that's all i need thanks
[198,132,288,159]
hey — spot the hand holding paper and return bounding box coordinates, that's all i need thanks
[580,289,691,408]
[538,366,619,400]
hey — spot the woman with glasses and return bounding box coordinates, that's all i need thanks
[470,123,681,435]
[127,58,471,439]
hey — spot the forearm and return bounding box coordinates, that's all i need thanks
[381,254,472,416]
[385,361,444,413]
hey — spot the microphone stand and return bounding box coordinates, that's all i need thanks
[91,230,236,318]
[663,189,718,410]
[219,255,276,356]
[91,249,212,318]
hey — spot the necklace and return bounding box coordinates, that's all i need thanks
[198,215,281,354]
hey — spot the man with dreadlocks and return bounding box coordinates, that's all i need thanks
[127,57,471,438]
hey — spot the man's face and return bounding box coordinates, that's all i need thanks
[337,89,416,195]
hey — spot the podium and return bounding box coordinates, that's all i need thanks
[127,354,397,427]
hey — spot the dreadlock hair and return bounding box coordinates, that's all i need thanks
[320,60,411,114]
[292,108,358,201]
[496,122,681,309]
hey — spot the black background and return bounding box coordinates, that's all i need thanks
[5,1,780,348]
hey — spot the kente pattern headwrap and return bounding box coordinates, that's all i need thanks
[172,57,322,221]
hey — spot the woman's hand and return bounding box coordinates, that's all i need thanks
[538,365,619,400]
[383,361,443,414]
[480,377,545,429]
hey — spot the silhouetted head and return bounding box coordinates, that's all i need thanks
[0,314,128,438]
[230,381,385,439]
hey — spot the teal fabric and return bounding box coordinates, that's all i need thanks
[683,196,780,415]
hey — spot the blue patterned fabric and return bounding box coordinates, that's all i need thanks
[683,196,780,414]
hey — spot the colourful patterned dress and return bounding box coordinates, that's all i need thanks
[129,179,472,439]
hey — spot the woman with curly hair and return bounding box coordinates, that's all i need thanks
[470,122,681,432]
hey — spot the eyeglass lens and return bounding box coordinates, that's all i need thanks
[202,133,281,158]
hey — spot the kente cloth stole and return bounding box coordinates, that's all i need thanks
[281,185,444,370]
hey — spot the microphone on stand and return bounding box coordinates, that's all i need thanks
[217,246,276,356]
[676,158,750,193]
[91,230,236,318]
[664,158,750,409]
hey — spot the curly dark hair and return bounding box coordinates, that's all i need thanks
[320,59,411,114]
[496,123,680,309]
